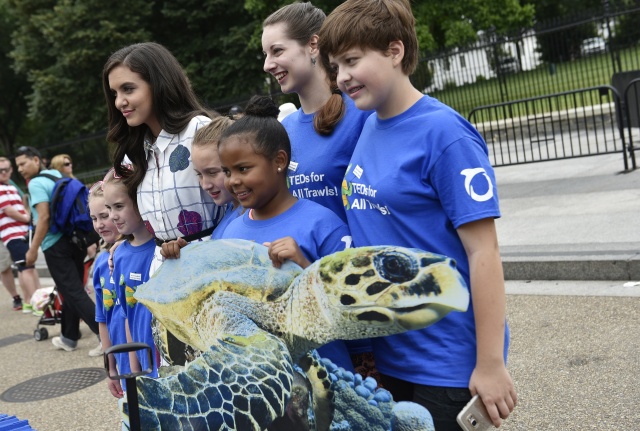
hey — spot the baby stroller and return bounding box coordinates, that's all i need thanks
[33,256,95,341]
[33,286,62,341]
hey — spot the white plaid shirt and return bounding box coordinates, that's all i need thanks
[137,115,224,241]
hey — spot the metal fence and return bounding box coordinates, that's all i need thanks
[622,77,640,169]
[411,3,640,121]
[468,85,636,167]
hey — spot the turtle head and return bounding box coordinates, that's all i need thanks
[313,246,469,337]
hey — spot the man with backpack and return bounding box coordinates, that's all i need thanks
[15,146,101,356]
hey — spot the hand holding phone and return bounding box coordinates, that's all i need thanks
[456,394,495,431]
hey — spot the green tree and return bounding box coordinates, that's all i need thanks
[523,0,602,63]
[7,0,152,142]
[0,0,31,155]
[412,0,535,52]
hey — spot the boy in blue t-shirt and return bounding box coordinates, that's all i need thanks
[318,1,517,429]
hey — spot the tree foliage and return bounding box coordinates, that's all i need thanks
[0,0,30,156]
[413,0,535,52]
[7,0,152,142]
[522,0,603,63]
[0,0,600,166]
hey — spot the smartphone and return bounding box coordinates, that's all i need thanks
[456,394,495,431]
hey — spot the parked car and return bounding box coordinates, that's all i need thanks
[497,56,520,74]
[580,37,606,56]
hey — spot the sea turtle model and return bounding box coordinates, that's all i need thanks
[130,239,469,430]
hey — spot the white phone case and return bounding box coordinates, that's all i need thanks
[456,394,495,431]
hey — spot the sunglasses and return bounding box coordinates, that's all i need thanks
[63,162,72,167]
[0,168,10,174]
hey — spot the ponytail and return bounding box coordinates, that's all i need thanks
[313,67,345,135]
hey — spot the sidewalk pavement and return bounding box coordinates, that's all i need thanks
[0,152,638,430]
[495,152,640,281]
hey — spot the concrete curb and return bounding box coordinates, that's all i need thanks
[503,256,640,280]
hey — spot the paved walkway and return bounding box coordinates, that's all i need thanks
[0,152,638,430]
[496,153,640,281]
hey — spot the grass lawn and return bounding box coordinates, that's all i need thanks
[426,44,640,121]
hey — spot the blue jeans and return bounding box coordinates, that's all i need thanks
[380,373,471,431]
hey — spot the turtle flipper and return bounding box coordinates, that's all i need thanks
[297,351,334,431]
[136,312,295,431]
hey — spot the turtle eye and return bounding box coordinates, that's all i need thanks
[374,251,418,283]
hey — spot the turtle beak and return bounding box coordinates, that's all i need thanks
[350,261,469,332]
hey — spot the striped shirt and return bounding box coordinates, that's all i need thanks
[0,183,28,244]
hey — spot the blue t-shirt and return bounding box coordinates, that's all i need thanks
[211,204,243,240]
[283,94,372,223]
[27,169,63,251]
[343,95,509,387]
[221,199,355,371]
[113,238,157,377]
[94,251,131,384]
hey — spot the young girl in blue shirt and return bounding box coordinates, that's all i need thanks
[216,95,354,371]
[103,168,158,378]
[262,2,375,373]
[88,181,130,398]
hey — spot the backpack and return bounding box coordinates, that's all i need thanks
[36,173,95,247]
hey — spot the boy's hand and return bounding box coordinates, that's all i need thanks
[264,237,311,269]
[160,238,188,259]
[469,361,517,427]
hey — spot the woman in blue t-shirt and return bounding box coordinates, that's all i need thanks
[262,2,371,223]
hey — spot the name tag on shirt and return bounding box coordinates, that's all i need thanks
[353,165,363,179]
[130,272,142,282]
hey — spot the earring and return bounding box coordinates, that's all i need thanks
[277,167,282,172]
[311,57,317,66]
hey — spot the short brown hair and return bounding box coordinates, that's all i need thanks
[318,0,418,75]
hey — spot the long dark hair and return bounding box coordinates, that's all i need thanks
[263,2,344,135]
[102,42,215,190]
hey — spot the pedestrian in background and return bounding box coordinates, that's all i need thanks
[50,154,74,178]
[14,146,101,356]
[0,157,42,314]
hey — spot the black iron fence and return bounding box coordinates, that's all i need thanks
[412,3,640,121]
[622,77,640,169]
[468,86,632,167]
